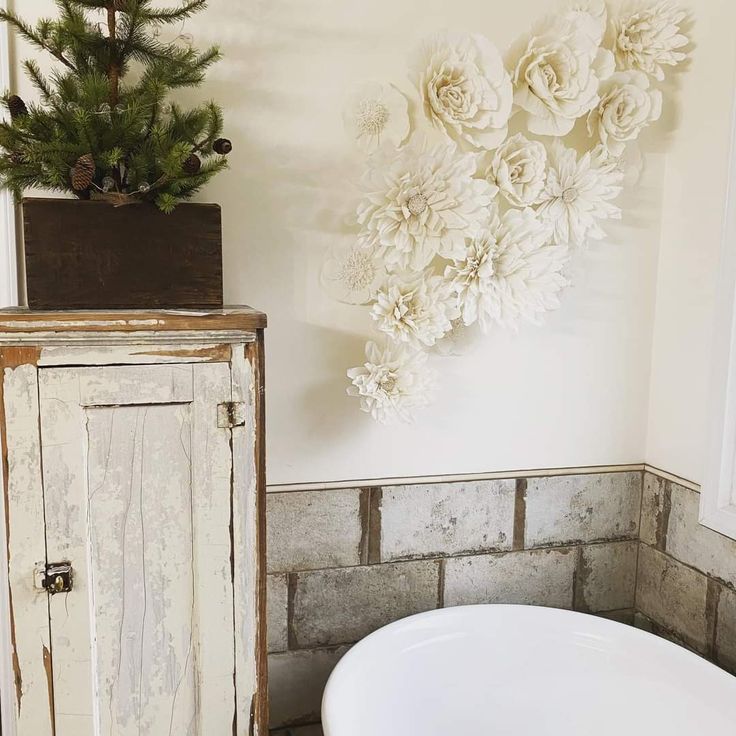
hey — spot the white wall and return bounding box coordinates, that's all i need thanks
[9,0,724,486]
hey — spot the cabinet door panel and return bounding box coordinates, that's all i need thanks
[38,363,235,736]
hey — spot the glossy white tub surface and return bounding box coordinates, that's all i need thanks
[322,604,736,735]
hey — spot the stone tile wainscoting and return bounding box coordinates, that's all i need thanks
[267,469,736,735]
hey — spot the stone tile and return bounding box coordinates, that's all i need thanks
[715,584,736,675]
[577,541,638,613]
[268,574,288,653]
[444,548,576,609]
[270,725,323,736]
[525,472,641,548]
[597,609,635,626]
[666,483,736,588]
[380,480,515,562]
[268,647,348,729]
[292,561,439,648]
[636,544,709,652]
[640,472,669,548]
[267,489,362,573]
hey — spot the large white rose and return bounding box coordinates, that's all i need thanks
[587,71,662,157]
[410,31,513,151]
[509,12,614,136]
[487,133,547,208]
[356,139,496,272]
[612,2,689,81]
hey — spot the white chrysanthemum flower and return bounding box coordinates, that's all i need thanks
[321,237,385,305]
[612,2,689,81]
[587,71,662,157]
[371,270,459,347]
[509,11,615,136]
[347,340,436,424]
[356,139,496,272]
[536,140,624,247]
[487,133,547,208]
[343,82,410,151]
[410,31,513,151]
[446,208,569,332]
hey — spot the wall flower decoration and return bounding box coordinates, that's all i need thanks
[343,82,411,151]
[410,31,513,151]
[612,1,688,81]
[347,341,436,424]
[325,0,690,423]
[356,139,496,271]
[488,133,548,208]
[587,70,662,156]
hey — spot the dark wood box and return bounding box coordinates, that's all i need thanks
[22,198,224,310]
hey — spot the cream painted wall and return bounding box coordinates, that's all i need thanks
[8,0,719,486]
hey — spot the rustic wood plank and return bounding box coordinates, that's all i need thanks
[38,343,233,366]
[1,363,54,736]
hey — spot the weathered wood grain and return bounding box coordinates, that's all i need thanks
[37,343,233,367]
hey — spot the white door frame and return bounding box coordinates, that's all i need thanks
[0,3,18,308]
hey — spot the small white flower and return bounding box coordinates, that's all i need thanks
[321,238,385,305]
[357,139,496,272]
[612,2,689,81]
[509,11,615,136]
[536,140,624,247]
[343,82,410,151]
[371,271,459,347]
[446,207,569,332]
[487,133,547,208]
[347,340,436,424]
[410,31,513,151]
[587,71,662,157]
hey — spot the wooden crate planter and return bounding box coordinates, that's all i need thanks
[22,198,223,310]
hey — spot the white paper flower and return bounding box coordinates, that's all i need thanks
[446,207,569,331]
[371,270,459,347]
[536,140,624,247]
[343,82,410,151]
[410,31,513,151]
[612,2,689,81]
[566,0,608,45]
[347,340,436,424]
[356,139,496,272]
[321,238,385,304]
[487,133,547,208]
[587,71,662,157]
[509,12,614,136]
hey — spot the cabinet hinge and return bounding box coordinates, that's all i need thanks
[217,401,247,429]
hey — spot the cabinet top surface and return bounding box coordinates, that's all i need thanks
[0,305,267,333]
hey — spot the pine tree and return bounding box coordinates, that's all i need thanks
[0,0,231,213]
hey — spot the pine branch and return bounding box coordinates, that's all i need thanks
[139,1,208,25]
[0,11,77,71]
[22,61,54,102]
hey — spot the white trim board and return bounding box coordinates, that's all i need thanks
[0,5,18,308]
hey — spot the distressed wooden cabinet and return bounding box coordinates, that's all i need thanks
[0,308,268,736]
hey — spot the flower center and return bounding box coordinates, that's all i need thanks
[356,99,389,136]
[339,251,375,291]
[380,374,397,393]
[562,187,579,204]
[407,193,429,216]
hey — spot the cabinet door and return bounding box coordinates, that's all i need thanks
[38,362,240,736]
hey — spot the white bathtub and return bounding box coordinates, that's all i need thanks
[322,604,736,735]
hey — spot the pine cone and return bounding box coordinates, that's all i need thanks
[182,153,202,175]
[7,95,28,120]
[213,138,232,155]
[8,151,24,165]
[71,154,95,192]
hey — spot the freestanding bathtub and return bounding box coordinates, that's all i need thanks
[322,604,736,735]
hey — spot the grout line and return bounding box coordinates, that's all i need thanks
[358,488,371,566]
[367,488,382,565]
[437,559,446,609]
[512,479,527,551]
[286,573,298,651]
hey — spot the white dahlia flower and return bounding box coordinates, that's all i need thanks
[342,82,410,151]
[587,70,662,157]
[347,340,436,424]
[320,237,385,305]
[536,140,624,247]
[612,2,689,81]
[410,31,513,151]
[356,139,496,272]
[487,133,547,208]
[446,207,569,332]
[370,270,459,347]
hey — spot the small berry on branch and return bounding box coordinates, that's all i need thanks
[213,138,232,155]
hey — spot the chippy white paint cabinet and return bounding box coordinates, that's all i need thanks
[0,308,268,736]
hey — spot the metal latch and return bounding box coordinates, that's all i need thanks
[218,401,247,429]
[42,563,73,595]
